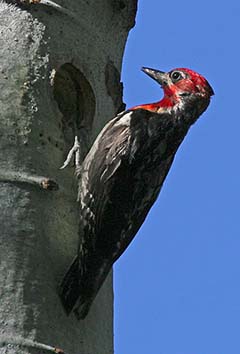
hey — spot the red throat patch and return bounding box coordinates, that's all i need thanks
[130,96,178,112]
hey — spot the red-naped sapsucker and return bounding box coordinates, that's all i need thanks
[59,67,214,319]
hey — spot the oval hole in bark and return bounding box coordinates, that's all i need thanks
[53,63,95,145]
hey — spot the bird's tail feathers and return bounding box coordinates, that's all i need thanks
[59,255,111,319]
[59,255,82,316]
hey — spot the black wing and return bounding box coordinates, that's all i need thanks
[60,108,188,318]
[78,109,179,259]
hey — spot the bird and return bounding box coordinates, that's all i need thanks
[59,66,214,319]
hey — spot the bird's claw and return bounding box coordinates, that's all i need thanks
[60,136,81,170]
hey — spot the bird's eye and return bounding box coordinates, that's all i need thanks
[170,71,183,82]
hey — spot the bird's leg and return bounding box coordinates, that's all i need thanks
[60,136,81,171]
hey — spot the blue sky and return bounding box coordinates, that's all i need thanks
[114,1,240,353]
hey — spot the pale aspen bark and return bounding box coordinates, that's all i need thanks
[0,1,137,353]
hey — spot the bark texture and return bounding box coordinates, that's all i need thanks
[0,0,137,353]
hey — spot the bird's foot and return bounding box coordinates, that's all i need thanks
[60,136,81,171]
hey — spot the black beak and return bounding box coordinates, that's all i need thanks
[141,67,168,86]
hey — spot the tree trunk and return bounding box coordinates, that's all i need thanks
[0,1,137,353]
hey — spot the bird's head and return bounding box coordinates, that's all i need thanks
[132,67,214,116]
